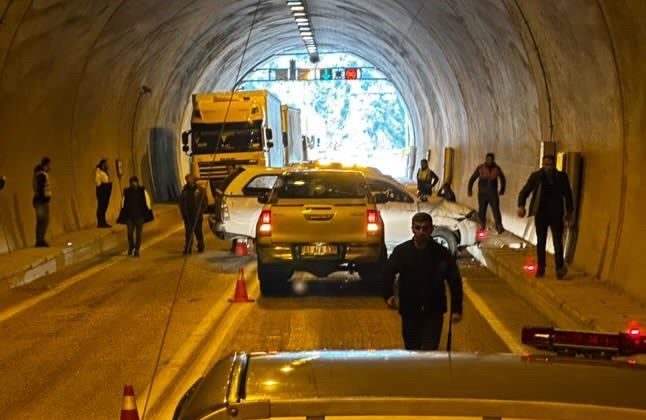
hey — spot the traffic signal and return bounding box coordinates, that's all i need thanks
[345,68,358,80]
[320,68,332,80]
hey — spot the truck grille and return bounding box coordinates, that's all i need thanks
[197,162,229,180]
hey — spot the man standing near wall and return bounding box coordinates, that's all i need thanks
[416,159,439,200]
[468,153,506,234]
[517,154,574,279]
[33,157,52,247]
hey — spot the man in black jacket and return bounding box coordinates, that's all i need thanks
[117,176,154,257]
[518,155,574,279]
[383,212,463,350]
[468,153,506,233]
[33,157,52,247]
[179,174,207,254]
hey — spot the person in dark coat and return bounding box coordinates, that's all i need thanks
[518,154,574,279]
[468,153,506,233]
[33,157,52,247]
[416,159,439,200]
[179,174,207,254]
[117,176,153,257]
[95,159,113,228]
[437,183,456,202]
[383,212,463,350]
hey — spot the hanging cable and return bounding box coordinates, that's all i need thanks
[140,1,262,417]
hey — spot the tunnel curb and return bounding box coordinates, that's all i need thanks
[0,206,180,290]
[472,246,595,330]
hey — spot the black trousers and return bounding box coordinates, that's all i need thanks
[35,203,50,244]
[478,190,503,231]
[96,184,112,226]
[183,217,204,250]
[535,216,565,272]
[126,218,144,251]
[401,313,444,350]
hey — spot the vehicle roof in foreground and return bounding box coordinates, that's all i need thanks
[176,351,646,420]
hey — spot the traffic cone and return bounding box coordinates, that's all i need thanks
[234,240,249,256]
[120,385,140,420]
[229,267,254,303]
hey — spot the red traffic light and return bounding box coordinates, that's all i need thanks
[345,68,358,80]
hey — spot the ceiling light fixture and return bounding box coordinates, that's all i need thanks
[287,0,318,63]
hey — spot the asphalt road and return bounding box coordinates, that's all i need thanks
[0,231,550,419]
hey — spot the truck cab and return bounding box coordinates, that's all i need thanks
[181,90,284,211]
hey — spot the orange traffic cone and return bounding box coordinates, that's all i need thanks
[234,240,249,256]
[120,385,140,420]
[229,267,254,303]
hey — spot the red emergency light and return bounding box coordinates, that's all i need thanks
[522,326,646,357]
[523,258,538,275]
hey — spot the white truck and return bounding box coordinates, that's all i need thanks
[181,90,284,210]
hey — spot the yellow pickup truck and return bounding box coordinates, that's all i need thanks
[255,170,387,296]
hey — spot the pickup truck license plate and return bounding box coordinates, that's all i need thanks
[301,244,338,256]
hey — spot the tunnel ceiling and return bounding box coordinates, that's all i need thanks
[1,0,646,301]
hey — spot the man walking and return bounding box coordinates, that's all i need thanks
[33,157,52,247]
[117,176,154,257]
[95,159,113,228]
[518,155,574,279]
[383,212,463,350]
[179,174,207,254]
[468,153,506,233]
[416,159,439,200]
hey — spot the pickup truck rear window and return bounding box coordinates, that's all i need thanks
[275,173,368,199]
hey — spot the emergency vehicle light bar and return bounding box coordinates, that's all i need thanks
[522,326,646,356]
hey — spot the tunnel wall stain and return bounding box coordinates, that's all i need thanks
[0,0,644,301]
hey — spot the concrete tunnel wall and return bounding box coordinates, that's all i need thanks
[0,0,644,301]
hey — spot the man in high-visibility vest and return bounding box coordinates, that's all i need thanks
[416,159,439,200]
[468,153,506,234]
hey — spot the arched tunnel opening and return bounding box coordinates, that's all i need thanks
[0,0,645,302]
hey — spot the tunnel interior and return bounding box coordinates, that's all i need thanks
[0,0,644,300]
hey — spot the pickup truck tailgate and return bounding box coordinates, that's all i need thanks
[270,199,368,243]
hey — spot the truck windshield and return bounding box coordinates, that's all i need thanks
[192,122,263,154]
[275,172,368,199]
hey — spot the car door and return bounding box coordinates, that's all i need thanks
[366,178,417,245]
[226,173,279,238]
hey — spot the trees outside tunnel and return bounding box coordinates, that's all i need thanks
[238,52,413,177]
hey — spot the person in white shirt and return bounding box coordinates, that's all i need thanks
[95,159,113,228]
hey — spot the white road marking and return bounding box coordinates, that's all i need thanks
[140,264,259,419]
[463,277,528,354]
[0,225,184,324]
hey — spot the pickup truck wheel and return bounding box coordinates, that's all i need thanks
[257,260,292,296]
[432,227,458,255]
[358,246,387,294]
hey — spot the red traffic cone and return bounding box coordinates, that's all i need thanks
[234,240,249,256]
[120,385,140,420]
[229,267,254,303]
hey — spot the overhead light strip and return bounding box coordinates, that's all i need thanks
[286,0,318,62]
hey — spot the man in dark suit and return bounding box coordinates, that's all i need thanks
[518,155,574,279]
[383,212,463,350]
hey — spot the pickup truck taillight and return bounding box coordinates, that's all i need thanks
[367,209,380,235]
[258,210,272,236]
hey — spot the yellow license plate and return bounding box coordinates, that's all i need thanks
[301,244,338,256]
